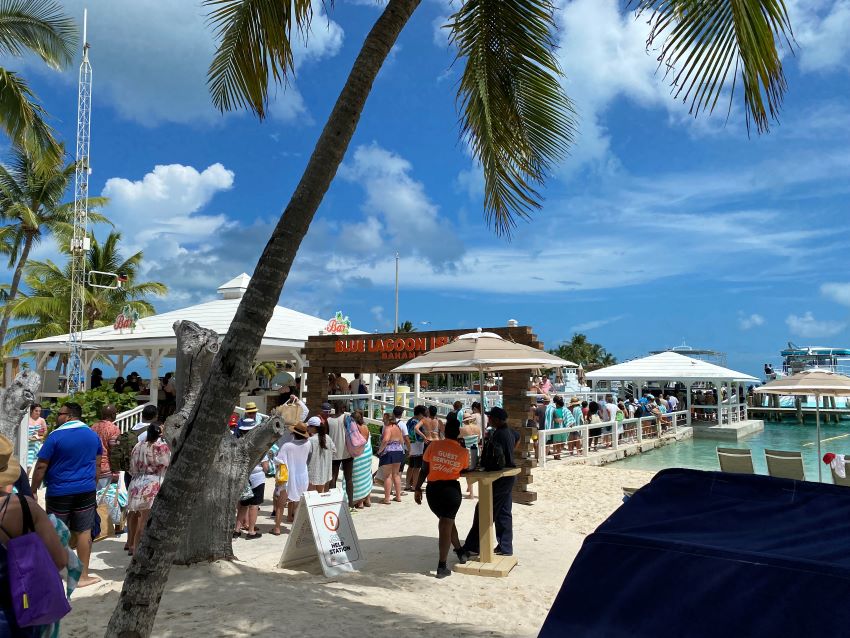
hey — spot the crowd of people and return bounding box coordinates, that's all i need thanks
[530,392,683,456]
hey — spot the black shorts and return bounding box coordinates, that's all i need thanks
[240,483,265,506]
[408,455,423,469]
[46,491,97,533]
[425,480,462,520]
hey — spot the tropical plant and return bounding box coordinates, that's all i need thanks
[396,320,416,333]
[0,0,76,163]
[107,1,795,634]
[47,385,138,430]
[0,145,108,352]
[252,360,278,381]
[550,333,617,371]
[5,230,166,353]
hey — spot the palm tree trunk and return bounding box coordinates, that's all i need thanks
[0,233,33,358]
[105,1,421,635]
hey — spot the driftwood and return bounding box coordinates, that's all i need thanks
[0,369,40,452]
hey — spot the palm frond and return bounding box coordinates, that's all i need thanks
[0,0,76,69]
[204,0,315,118]
[632,0,794,133]
[448,0,577,236]
[0,67,60,162]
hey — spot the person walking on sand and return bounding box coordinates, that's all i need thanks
[459,407,519,560]
[30,401,103,587]
[350,411,374,509]
[414,416,470,579]
[404,405,427,492]
[236,454,269,540]
[275,422,310,527]
[377,414,406,504]
[126,422,170,554]
[327,407,354,508]
[307,416,335,493]
[91,405,119,491]
[26,403,47,476]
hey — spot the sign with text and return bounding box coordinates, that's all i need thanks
[325,311,351,335]
[334,335,452,360]
[278,488,364,577]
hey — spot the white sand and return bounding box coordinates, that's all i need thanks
[63,463,654,637]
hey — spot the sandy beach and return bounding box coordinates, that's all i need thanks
[62,463,655,637]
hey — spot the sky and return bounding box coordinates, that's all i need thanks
[7,0,850,378]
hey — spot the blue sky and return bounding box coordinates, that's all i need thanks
[9,0,850,377]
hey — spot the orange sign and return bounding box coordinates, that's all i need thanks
[334,336,452,360]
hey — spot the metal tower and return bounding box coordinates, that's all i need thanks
[67,9,92,394]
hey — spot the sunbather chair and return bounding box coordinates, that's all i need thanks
[765,449,805,481]
[716,447,755,474]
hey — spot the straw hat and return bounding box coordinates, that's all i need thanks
[568,396,581,407]
[289,422,309,437]
[0,436,21,488]
[244,401,258,413]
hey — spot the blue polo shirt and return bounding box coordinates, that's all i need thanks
[38,421,103,497]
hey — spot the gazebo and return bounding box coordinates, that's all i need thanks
[20,274,363,405]
[585,352,758,425]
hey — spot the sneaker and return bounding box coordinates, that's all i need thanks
[494,547,512,556]
[436,566,452,579]
[454,548,468,564]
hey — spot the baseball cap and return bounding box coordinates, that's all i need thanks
[307,416,322,428]
[321,402,332,413]
[487,406,508,421]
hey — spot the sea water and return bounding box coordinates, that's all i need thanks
[617,421,850,481]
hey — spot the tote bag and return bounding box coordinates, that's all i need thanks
[6,494,70,627]
[344,415,367,458]
[277,398,301,425]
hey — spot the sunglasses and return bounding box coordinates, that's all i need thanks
[57,411,70,416]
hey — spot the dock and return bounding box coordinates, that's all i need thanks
[748,406,850,423]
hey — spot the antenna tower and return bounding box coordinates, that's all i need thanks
[67,9,92,394]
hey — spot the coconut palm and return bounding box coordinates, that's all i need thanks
[0,145,108,352]
[396,320,416,333]
[0,0,77,163]
[5,230,166,353]
[551,333,617,370]
[252,360,278,381]
[107,1,796,634]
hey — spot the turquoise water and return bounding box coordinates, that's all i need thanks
[617,421,850,482]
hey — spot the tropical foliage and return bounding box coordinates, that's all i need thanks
[5,230,166,352]
[396,320,416,333]
[550,333,617,371]
[47,385,138,429]
[0,144,108,350]
[0,0,76,162]
[252,361,278,381]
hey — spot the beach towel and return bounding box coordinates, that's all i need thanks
[831,453,846,478]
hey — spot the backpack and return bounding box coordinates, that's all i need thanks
[357,380,367,395]
[344,415,367,458]
[4,494,71,627]
[109,428,142,473]
[480,434,506,472]
[407,418,423,443]
[634,404,648,419]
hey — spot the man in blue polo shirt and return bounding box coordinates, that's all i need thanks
[31,401,103,587]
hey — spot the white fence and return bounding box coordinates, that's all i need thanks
[115,404,148,433]
[536,410,689,469]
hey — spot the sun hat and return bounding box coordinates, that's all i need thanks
[289,422,309,437]
[568,396,581,407]
[307,416,322,428]
[244,402,258,413]
[238,416,258,431]
[321,402,333,413]
[0,436,21,488]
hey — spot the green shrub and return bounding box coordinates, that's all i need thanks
[47,386,140,429]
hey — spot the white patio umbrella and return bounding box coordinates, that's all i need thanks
[754,369,850,482]
[390,329,577,412]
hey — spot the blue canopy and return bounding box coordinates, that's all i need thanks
[539,468,850,637]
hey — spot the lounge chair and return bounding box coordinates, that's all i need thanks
[716,447,754,474]
[765,449,805,481]
[831,467,850,487]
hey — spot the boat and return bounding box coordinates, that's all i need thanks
[773,343,850,377]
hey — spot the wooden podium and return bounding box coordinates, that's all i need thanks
[455,467,521,577]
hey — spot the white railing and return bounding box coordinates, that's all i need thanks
[536,410,689,468]
[115,404,148,433]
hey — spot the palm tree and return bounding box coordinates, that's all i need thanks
[0,145,108,352]
[0,1,77,163]
[396,320,416,333]
[5,230,166,353]
[551,333,617,370]
[252,361,278,382]
[107,1,795,634]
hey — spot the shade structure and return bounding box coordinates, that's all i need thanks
[754,370,850,482]
[390,331,576,373]
[586,351,757,383]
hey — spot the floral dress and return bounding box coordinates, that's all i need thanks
[127,439,171,512]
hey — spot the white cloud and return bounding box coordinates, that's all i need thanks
[100,163,234,266]
[339,143,464,267]
[786,312,846,338]
[40,1,343,126]
[570,315,626,332]
[822,282,850,306]
[738,313,766,330]
[788,0,850,74]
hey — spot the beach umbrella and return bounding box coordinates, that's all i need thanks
[390,329,577,411]
[754,370,850,482]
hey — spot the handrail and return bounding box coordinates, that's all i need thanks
[536,410,688,468]
[115,404,147,434]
